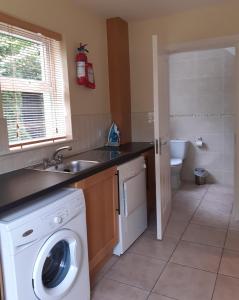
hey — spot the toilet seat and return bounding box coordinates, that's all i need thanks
[170,158,182,166]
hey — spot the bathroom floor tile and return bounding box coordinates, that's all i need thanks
[92,278,149,300]
[182,223,227,247]
[225,230,239,251]
[208,184,234,196]
[219,249,239,278]
[212,275,239,300]
[229,218,239,231]
[191,208,230,229]
[203,190,234,204]
[105,253,165,290]
[173,192,201,210]
[148,294,175,300]
[153,262,216,300]
[164,219,188,240]
[170,208,193,223]
[170,241,222,272]
[128,235,178,261]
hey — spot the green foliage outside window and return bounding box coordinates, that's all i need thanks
[0,32,42,80]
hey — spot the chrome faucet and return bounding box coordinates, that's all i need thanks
[52,146,72,163]
[43,145,72,169]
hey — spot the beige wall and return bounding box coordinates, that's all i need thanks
[0,0,111,173]
[129,1,239,122]
[170,48,235,185]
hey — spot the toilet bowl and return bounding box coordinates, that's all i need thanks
[170,140,189,190]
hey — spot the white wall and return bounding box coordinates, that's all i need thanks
[129,1,239,141]
[170,48,235,185]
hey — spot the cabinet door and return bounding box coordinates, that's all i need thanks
[73,167,118,277]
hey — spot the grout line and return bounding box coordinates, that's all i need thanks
[210,195,231,300]
[146,184,208,298]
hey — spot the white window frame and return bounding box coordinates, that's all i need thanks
[0,23,70,151]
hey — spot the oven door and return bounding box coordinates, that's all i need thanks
[32,229,81,300]
[123,169,147,217]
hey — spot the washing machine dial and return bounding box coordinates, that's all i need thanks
[54,216,63,224]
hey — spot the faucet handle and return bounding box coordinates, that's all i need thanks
[43,158,50,169]
[55,154,64,164]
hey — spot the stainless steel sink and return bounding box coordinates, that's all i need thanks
[31,160,99,174]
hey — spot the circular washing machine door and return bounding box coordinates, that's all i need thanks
[32,229,82,300]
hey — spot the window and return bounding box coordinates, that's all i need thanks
[0,19,66,150]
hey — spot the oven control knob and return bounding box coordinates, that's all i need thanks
[54,216,63,224]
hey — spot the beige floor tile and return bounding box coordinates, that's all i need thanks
[172,193,201,212]
[105,253,165,291]
[153,262,216,300]
[128,235,178,261]
[171,241,222,272]
[174,188,205,200]
[219,249,239,278]
[91,278,149,300]
[164,219,188,240]
[208,184,234,196]
[91,255,119,286]
[200,198,233,215]
[229,218,239,231]
[204,190,234,204]
[212,275,239,300]
[148,294,174,300]
[180,182,209,193]
[170,208,193,223]
[191,208,230,229]
[225,230,239,251]
[182,223,227,247]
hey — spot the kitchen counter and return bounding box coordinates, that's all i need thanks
[0,142,153,213]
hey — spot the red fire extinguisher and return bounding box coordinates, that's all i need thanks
[76,43,96,89]
[76,43,88,86]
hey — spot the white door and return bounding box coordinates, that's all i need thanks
[152,35,172,240]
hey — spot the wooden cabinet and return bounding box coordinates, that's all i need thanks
[71,167,118,280]
[107,17,132,144]
[143,149,156,219]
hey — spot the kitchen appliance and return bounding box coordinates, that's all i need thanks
[0,188,90,300]
[114,156,147,255]
[106,122,120,146]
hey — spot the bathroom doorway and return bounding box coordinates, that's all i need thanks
[153,35,239,240]
[169,47,236,188]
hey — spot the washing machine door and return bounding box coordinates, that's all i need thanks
[32,229,82,300]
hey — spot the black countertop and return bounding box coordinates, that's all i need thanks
[0,142,153,213]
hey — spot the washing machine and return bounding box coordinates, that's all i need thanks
[0,188,90,300]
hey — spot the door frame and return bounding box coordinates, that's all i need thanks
[153,33,239,225]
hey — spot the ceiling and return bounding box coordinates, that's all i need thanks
[75,0,232,21]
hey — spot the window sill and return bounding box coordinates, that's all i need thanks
[0,138,73,158]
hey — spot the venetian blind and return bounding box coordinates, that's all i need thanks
[0,21,66,149]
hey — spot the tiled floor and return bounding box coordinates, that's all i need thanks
[92,183,239,300]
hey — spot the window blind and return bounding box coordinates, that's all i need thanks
[0,21,66,149]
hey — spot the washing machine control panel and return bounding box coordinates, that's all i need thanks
[42,199,84,230]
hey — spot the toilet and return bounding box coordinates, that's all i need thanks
[170,139,189,190]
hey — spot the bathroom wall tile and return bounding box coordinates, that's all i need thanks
[196,48,225,60]
[223,116,235,134]
[197,56,224,78]
[170,47,235,185]
[0,113,111,174]
[131,112,154,142]
[170,59,197,80]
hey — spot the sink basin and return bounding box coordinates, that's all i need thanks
[32,160,99,174]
